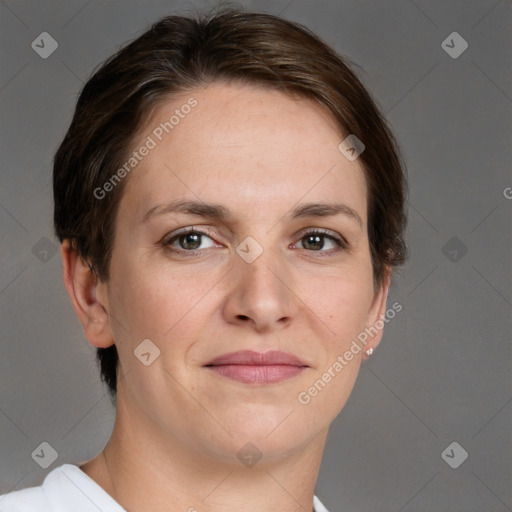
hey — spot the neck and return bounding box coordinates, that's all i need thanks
[80,386,328,512]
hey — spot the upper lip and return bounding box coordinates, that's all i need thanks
[204,350,308,367]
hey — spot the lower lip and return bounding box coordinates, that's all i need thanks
[206,364,307,384]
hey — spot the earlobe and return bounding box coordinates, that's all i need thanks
[363,267,392,358]
[60,239,114,349]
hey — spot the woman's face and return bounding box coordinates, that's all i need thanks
[100,81,388,463]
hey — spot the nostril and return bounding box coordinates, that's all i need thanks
[236,315,250,321]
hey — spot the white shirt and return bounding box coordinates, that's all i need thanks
[0,464,330,512]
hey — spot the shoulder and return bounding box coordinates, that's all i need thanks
[0,463,124,512]
[0,464,63,512]
[0,484,48,511]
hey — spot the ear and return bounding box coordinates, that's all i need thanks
[60,239,114,348]
[362,266,391,359]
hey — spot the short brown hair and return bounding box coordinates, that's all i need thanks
[53,5,408,399]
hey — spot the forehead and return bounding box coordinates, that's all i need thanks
[120,81,368,224]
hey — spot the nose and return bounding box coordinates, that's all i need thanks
[221,244,299,333]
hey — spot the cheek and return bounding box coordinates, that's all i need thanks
[106,259,217,397]
[296,272,373,421]
[109,255,218,344]
[311,267,375,346]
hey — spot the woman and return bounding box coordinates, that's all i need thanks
[0,6,407,511]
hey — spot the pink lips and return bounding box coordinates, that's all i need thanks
[204,350,308,384]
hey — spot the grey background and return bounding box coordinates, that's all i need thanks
[0,0,510,510]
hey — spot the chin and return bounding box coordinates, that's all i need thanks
[217,412,317,460]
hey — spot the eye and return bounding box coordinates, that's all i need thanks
[295,229,347,253]
[161,227,347,257]
[162,227,217,254]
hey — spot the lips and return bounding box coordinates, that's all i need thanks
[204,350,308,384]
[204,350,308,367]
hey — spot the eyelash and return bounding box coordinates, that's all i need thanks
[161,227,348,257]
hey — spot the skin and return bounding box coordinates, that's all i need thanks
[61,81,390,512]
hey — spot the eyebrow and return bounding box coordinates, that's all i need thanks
[142,199,363,227]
